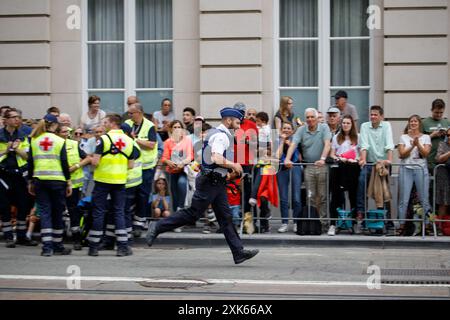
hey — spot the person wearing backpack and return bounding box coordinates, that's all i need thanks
[87,114,140,257]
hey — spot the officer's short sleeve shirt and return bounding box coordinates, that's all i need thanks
[209,124,231,155]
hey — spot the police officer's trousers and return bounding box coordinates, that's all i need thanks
[0,172,31,240]
[88,182,128,250]
[104,185,137,247]
[155,174,244,256]
[133,168,155,231]
[34,179,67,251]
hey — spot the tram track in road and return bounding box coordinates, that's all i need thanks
[0,285,449,300]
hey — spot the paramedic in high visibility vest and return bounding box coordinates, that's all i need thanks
[0,108,37,248]
[125,103,158,237]
[56,125,92,250]
[102,123,142,250]
[88,114,140,257]
[28,114,72,256]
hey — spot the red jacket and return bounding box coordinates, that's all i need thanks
[234,119,258,165]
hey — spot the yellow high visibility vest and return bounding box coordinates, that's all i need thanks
[66,139,84,188]
[126,141,142,189]
[125,118,158,170]
[94,130,134,185]
[0,137,29,169]
[31,132,66,182]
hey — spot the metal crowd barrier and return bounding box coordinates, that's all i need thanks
[432,163,450,238]
[232,162,442,239]
[151,160,448,239]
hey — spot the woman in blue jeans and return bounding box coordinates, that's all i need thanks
[276,122,302,233]
[397,115,431,236]
[161,121,193,215]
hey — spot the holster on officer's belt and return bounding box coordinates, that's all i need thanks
[204,171,226,186]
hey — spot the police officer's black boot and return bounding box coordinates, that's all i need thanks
[233,249,259,264]
[146,221,158,247]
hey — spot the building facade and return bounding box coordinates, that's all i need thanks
[0,0,449,141]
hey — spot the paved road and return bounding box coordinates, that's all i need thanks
[0,244,449,300]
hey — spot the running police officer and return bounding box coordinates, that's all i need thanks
[57,125,91,250]
[28,114,72,256]
[87,114,139,257]
[0,108,37,247]
[125,103,158,237]
[146,107,259,264]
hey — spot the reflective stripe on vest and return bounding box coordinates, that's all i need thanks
[126,142,142,189]
[125,118,158,170]
[94,130,134,184]
[31,133,66,181]
[66,139,84,188]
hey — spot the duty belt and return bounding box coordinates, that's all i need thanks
[200,170,227,186]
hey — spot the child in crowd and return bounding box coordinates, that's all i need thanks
[251,112,278,233]
[255,112,272,154]
[151,178,171,219]
[226,174,242,231]
[26,204,41,240]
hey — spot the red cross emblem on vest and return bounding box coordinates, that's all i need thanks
[39,137,53,152]
[114,138,126,151]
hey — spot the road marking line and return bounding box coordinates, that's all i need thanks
[0,274,450,288]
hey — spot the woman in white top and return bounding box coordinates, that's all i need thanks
[79,95,106,134]
[329,115,360,235]
[397,114,431,235]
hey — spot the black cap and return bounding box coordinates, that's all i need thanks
[333,90,348,99]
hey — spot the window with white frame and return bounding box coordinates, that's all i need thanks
[279,0,370,124]
[85,0,173,114]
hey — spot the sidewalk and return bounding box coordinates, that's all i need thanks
[134,225,450,249]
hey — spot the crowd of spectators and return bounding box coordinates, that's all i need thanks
[0,92,449,248]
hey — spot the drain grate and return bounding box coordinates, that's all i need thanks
[379,269,450,285]
[138,280,209,289]
[382,279,450,285]
[381,269,450,277]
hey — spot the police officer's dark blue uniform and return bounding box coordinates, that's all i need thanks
[146,107,259,264]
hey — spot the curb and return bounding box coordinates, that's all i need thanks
[133,232,450,249]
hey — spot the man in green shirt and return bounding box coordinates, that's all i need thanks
[356,106,395,233]
[422,99,449,173]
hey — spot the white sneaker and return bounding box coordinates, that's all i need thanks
[173,228,182,233]
[293,224,297,233]
[249,198,257,207]
[207,210,216,222]
[278,224,288,233]
[327,225,336,236]
[202,226,211,234]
